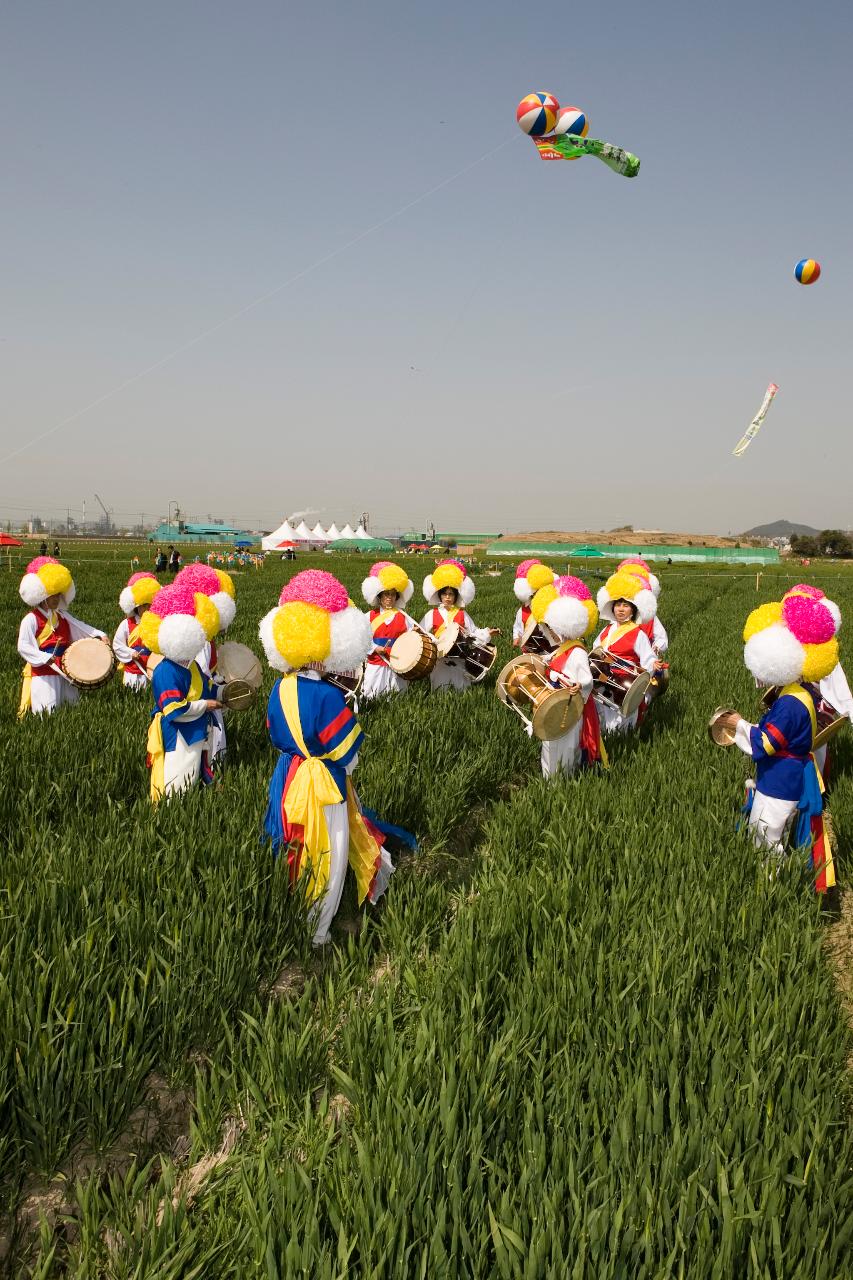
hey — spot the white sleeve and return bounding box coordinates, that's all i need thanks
[420,611,436,634]
[463,613,491,645]
[174,699,212,722]
[733,718,755,756]
[112,620,135,664]
[652,617,669,654]
[512,609,524,644]
[17,614,45,666]
[820,663,853,722]
[65,612,107,641]
[565,647,594,701]
[634,629,657,674]
[594,628,606,649]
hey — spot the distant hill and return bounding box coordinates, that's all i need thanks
[742,520,820,539]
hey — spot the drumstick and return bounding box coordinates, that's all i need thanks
[49,660,76,686]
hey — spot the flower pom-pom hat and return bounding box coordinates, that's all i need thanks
[513,559,555,605]
[139,583,220,663]
[119,572,160,616]
[596,570,657,625]
[423,559,475,608]
[19,557,75,608]
[259,569,372,675]
[175,563,237,631]
[532,575,598,640]
[743,598,839,687]
[361,561,414,607]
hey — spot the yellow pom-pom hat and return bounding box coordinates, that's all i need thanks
[175,563,237,630]
[596,570,657,625]
[361,561,414,607]
[259,569,372,674]
[532,575,598,640]
[423,558,475,608]
[139,583,221,663]
[119,571,160,616]
[617,556,661,599]
[513,558,555,605]
[743,595,839,687]
[19,556,75,608]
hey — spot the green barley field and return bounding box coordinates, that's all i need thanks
[1,547,852,1277]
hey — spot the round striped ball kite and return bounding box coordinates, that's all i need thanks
[795,258,821,285]
[516,91,560,136]
[554,106,589,138]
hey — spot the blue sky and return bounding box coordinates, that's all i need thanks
[1,0,851,535]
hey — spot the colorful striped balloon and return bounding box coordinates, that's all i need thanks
[516,91,560,136]
[554,106,589,138]
[795,258,821,285]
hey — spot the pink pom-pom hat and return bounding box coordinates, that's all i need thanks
[279,569,349,613]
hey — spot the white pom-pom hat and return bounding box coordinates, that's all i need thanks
[617,557,661,599]
[119,571,160,616]
[423,558,475,608]
[531,575,598,640]
[597,570,657,625]
[174,564,237,631]
[361,561,414,607]
[743,596,839,686]
[259,569,372,674]
[19,556,76,608]
[138,582,220,663]
[513,558,555,605]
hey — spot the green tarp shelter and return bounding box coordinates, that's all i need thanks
[328,537,393,552]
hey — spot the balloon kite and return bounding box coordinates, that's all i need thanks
[516,92,560,136]
[732,383,779,457]
[516,91,639,178]
[795,258,821,285]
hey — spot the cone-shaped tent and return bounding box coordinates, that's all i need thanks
[293,521,313,541]
[310,522,328,542]
[339,523,355,539]
[325,523,341,541]
[353,525,371,540]
[262,519,297,551]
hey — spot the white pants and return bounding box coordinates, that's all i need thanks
[122,672,149,691]
[597,699,638,734]
[362,663,409,700]
[748,790,797,853]
[541,723,582,778]
[430,659,470,692]
[163,736,205,798]
[308,803,350,946]
[29,675,79,715]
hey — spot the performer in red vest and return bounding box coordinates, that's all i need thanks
[113,571,159,690]
[593,571,658,734]
[420,559,499,692]
[530,575,608,777]
[512,559,555,649]
[17,556,107,717]
[361,561,417,700]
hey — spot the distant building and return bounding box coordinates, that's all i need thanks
[149,521,252,544]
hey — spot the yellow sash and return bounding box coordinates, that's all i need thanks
[599,621,635,651]
[147,663,204,805]
[552,639,585,661]
[18,614,60,720]
[278,675,379,906]
[434,608,462,639]
[371,609,397,633]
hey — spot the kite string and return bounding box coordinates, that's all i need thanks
[0,133,519,467]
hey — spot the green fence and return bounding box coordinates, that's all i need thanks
[486,541,780,566]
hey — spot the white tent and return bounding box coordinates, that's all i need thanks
[353,525,371,540]
[326,523,342,541]
[310,521,328,542]
[294,521,313,541]
[262,519,297,551]
[339,523,355,540]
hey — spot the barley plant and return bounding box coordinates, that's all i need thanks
[0,547,851,1276]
